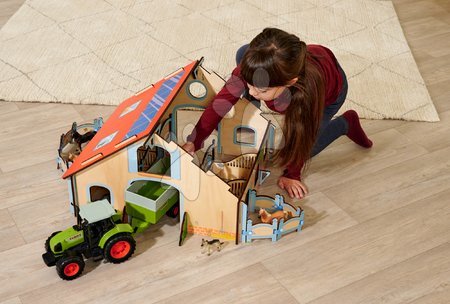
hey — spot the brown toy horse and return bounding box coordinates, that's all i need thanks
[259,208,293,224]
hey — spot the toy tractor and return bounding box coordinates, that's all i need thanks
[43,180,180,280]
[42,199,136,280]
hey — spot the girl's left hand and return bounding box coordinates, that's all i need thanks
[277,176,308,199]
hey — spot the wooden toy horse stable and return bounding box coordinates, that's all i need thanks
[61,59,304,244]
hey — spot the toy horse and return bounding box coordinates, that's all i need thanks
[259,208,293,224]
[58,122,97,164]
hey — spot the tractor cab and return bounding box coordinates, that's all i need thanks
[73,199,120,231]
[77,200,117,251]
[79,199,116,226]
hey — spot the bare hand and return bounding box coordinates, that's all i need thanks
[278,176,308,199]
[182,141,195,156]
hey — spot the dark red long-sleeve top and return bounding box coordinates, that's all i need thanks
[187,44,343,180]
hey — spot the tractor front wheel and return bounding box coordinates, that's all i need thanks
[104,234,136,264]
[56,255,85,280]
[44,231,61,252]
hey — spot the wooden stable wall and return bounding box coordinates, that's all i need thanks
[74,129,242,240]
[216,99,270,156]
[71,63,226,210]
[175,100,271,156]
[261,111,285,150]
[73,138,148,210]
[170,63,272,157]
[175,108,219,153]
[158,65,225,139]
[140,135,240,240]
[235,127,272,243]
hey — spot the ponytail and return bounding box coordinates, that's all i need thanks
[274,51,325,169]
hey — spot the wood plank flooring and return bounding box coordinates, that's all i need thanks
[0,1,449,303]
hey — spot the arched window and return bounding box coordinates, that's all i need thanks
[89,186,111,203]
[234,126,256,146]
[137,145,171,177]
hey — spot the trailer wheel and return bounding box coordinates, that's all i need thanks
[104,234,136,264]
[56,255,85,280]
[166,202,180,218]
[44,231,61,252]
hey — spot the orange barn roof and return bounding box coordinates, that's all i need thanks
[63,60,197,179]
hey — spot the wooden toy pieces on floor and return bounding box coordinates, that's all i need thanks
[201,239,225,256]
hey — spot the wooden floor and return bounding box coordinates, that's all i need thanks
[1,1,449,303]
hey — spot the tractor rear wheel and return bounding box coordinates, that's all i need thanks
[56,255,85,280]
[104,234,136,264]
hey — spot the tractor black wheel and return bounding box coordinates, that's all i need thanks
[56,255,85,280]
[104,234,136,264]
[44,231,61,252]
[166,202,180,218]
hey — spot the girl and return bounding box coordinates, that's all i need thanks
[183,28,372,199]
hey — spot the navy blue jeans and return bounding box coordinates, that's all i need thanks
[235,44,348,157]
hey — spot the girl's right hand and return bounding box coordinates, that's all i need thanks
[277,176,308,199]
[182,141,196,156]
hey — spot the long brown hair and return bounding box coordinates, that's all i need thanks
[241,28,325,170]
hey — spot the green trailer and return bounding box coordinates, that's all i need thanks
[125,180,179,233]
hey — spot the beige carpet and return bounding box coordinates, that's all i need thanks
[0,0,439,122]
